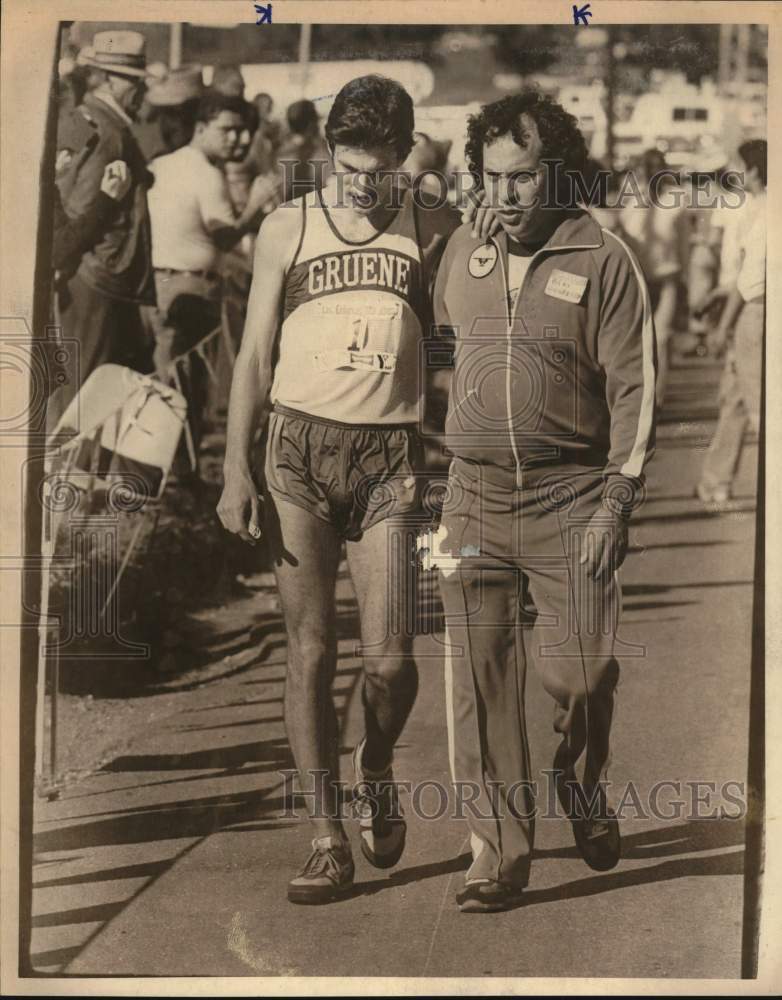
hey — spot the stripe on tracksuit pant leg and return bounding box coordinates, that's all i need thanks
[511,600,535,853]
[441,569,503,881]
[443,631,489,865]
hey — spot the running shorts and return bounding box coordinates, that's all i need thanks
[264,404,424,540]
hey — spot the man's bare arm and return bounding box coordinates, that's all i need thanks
[210,175,282,253]
[217,206,298,542]
[711,284,744,356]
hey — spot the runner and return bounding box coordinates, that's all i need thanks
[217,74,458,903]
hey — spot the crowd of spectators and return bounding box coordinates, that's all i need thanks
[51,29,766,504]
[52,30,329,477]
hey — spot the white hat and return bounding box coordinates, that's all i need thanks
[147,64,204,106]
[77,30,147,78]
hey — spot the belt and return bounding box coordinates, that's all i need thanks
[154,267,220,282]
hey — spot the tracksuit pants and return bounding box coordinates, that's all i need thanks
[438,457,621,888]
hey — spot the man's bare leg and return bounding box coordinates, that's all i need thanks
[268,496,346,841]
[345,516,419,773]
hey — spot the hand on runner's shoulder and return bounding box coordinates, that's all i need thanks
[460,189,501,241]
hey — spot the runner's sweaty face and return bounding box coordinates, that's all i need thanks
[330,144,403,215]
[482,115,548,243]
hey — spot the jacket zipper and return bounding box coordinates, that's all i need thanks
[493,236,601,490]
[495,240,525,490]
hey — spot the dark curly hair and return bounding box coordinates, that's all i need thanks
[465,90,588,205]
[325,75,415,161]
[195,91,247,125]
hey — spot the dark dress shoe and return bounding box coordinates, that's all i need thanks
[456,879,525,913]
[553,744,621,872]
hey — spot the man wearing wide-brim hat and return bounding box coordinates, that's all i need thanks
[147,64,204,107]
[136,64,204,160]
[53,29,156,423]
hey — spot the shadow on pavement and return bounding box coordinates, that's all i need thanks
[628,539,737,553]
[632,503,756,527]
[624,580,751,596]
[34,859,171,890]
[100,735,293,773]
[537,817,743,862]
[32,578,367,975]
[35,789,291,852]
[349,819,743,906]
[523,850,742,907]
[529,817,744,907]
[352,851,473,898]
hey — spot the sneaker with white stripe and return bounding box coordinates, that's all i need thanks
[352,738,407,869]
[287,835,354,904]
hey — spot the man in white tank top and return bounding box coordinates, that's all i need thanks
[217,75,458,903]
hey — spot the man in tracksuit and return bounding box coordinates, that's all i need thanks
[432,91,656,912]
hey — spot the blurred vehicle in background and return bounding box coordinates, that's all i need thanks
[609,74,765,171]
[558,82,609,160]
[613,77,725,170]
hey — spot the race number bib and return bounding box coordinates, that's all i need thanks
[312,299,402,373]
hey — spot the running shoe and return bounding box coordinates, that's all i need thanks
[287,835,354,904]
[352,738,407,869]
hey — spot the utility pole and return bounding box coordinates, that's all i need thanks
[170,22,183,69]
[735,24,750,91]
[298,23,312,96]
[718,23,732,95]
[717,24,750,155]
[605,26,616,170]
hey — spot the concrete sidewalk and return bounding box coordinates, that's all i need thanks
[30,362,756,980]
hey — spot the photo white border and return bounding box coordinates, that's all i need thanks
[1,1,779,993]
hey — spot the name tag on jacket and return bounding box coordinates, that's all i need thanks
[545,269,588,304]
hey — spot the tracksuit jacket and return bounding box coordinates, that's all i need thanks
[433,209,656,502]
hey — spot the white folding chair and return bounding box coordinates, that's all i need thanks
[36,365,187,790]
